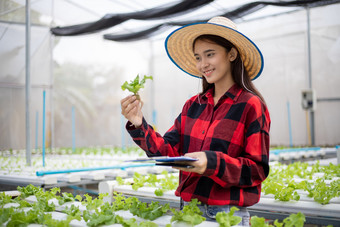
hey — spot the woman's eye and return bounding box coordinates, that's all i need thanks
[195,56,200,61]
[207,53,214,57]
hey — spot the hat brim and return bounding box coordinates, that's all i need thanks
[165,22,264,80]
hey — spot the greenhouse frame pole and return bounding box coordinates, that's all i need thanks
[25,0,31,166]
[306,7,315,146]
[50,0,55,151]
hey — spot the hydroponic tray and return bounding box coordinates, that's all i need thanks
[4,195,225,227]
[98,180,340,226]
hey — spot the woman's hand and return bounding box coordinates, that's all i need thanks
[120,95,143,128]
[173,152,207,174]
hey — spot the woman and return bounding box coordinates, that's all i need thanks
[121,16,270,226]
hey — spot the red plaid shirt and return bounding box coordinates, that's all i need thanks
[127,84,271,207]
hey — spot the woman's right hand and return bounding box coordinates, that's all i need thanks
[120,95,143,128]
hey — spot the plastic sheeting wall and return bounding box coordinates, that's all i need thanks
[0,22,53,150]
[249,5,340,146]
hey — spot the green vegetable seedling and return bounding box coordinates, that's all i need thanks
[121,74,153,100]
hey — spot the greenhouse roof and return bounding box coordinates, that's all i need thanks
[5,0,340,41]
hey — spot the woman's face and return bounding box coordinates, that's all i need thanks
[194,39,233,85]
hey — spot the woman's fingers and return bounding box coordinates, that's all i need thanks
[121,96,134,109]
[125,100,137,114]
[120,95,143,127]
[120,95,132,107]
[121,96,137,114]
[173,152,207,174]
[172,165,196,172]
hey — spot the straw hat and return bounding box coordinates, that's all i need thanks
[165,16,264,80]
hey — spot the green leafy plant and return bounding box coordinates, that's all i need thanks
[62,204,82,221]
[263,180,300,202]
[82,193,108,211]
[121,74,153,100]
[57,192,76,205]
[117,171,178,197]
[154,188,164,196]
[129,200,170,221]
[0,192,13,207]
[250,212,305,227]
[17,184,43,199]
[281,212,306,226]
[112,192,137,211]
[116,176,125,185]
[262,161,340,204]
[303,178,340,204]
[139,221,159,227]
[0,207,13,226]
[250,216,271,227]
[170,199,205,226]
[216,206,242,227]
[83,209,129,227]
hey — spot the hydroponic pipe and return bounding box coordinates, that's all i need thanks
[270,147,321,155]
[36,163,155,176]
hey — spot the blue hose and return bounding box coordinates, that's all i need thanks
[36,163,155,176]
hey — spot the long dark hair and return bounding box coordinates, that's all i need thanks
[193,35,265,103]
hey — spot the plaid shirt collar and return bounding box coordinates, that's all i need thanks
[201,83,243,103]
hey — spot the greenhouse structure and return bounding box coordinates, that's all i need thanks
[0,0,340,226]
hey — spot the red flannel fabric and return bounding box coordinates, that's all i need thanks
[126,84,271,207]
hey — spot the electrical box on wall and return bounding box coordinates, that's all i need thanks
[301,89,316,111]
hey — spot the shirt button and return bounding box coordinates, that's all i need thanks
[140,132,145,136]
[202,130,205,134]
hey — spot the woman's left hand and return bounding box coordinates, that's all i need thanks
[173,152,207,174]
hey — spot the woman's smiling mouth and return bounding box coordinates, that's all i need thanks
[204,69,214,76]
